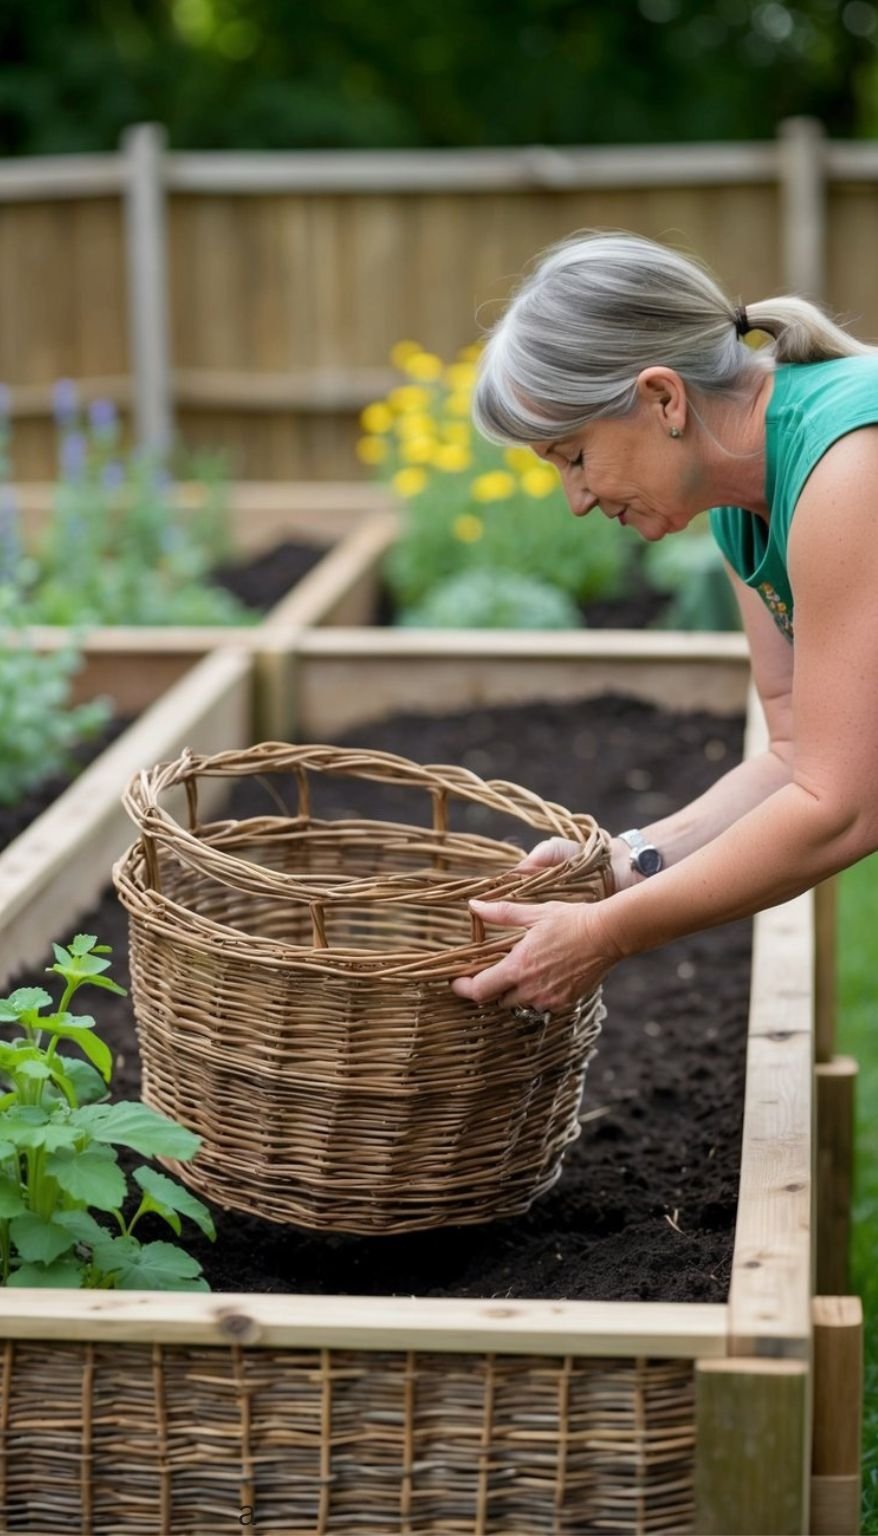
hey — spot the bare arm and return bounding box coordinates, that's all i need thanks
[454,429,878,1012]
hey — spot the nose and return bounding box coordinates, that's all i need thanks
[573,490,600,517]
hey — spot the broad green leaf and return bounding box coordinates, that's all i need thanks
[74,1102,200,1160]
[46,1144,126,1211]
[7,1257,85,1288]
[39,1022,112,1082]
[51,944,72,967]
[0,1140,18,1160]
[10,1213,76,1264]
[0,1002,20,1022]
[43,1011,96,1032]
[70,935,98,956]
[0,1112,78,1152]
[52,1209,108,1248]
[134,1166,216,1240]
[47,1057,108,1107]
[139,1196,181,1237]
[5,988,52,1016]
[91,1235,207,1291]
[0,1176,25,1219]
[46,967,126,998]
[0,1043,43,1074]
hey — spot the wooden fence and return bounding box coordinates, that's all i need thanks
[1,117,877,481]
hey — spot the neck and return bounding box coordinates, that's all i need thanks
[690,369,775,522]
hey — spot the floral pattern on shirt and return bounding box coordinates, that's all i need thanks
[759,581,794,640]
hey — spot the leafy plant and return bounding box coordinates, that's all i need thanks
[3,383,254,628]
[401,567,581,629]
[0,583,111,808]
[358,343,636,626]
[642,525,742,632]
[0,934,214,1290]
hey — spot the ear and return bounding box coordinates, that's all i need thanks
[635,367,687,435]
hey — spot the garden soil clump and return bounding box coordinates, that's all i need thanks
[6,695,749,1305]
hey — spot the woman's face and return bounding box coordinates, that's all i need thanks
[532,381,706,542]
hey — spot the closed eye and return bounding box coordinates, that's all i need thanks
[568,451,584,469]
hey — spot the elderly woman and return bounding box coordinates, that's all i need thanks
[452,230,878,1018]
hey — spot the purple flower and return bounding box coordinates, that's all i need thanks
[88,397,117,437]
[53,378,79,427]
[60,431,87,481]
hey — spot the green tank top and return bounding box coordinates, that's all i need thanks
[709,355,878,642]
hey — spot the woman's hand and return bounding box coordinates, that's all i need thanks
[516,834,634,893]
[451,896,622,1013]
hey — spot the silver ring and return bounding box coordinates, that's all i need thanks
[512,1006,553,1026]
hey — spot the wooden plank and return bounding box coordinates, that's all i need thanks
[123,123,173,454]
[173,364,398,411]
[816,1059,857,1296]
[165,143,780,195]
[15,479,393,551]
[695,1358,809,1534]
[290,630,751,738]
[810,1296,863,1536]
[0,649,251,989]
[0,1289,727,1356]
[0,156,124,201]
[779,117,827,299]
[814,877,838,1062]
[727,896,813,1358]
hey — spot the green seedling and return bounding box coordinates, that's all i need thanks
[0,934,214,1290]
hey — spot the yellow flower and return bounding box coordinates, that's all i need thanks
[388,385,431,413]
[504,446,537,474]
[453,513,484,543]
[445,391,472,418]
[356,436,389,465]
[390,339,423,369]
[433,443,472,472]
[400,436,435,464]
[396,411,437,440]
[471,471,516,503]
[441,421,471,446]
[457,342,483,362]
[403,350,444,382]
[521,465,558,498]
[443,362,477,392]
[360,401,394,434]
[392,467,428,498]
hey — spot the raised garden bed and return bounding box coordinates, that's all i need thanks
[15,482,396,725]
[0,647,251,990]
[0,641,847,1534]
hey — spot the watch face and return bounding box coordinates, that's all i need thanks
[636,845,663,877]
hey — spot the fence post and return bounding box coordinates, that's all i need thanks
[778,116,827,299]
[122,123,173,456]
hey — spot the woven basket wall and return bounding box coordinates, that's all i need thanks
[0,1340,697,1534]
[114,744,612,1234]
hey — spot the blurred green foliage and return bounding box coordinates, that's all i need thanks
[643,526,743,631]
[0,0,876,153]
[400,568,582,630]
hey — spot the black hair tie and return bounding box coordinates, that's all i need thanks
[733,305,751,338]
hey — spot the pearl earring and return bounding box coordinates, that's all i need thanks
[669,426,682,439]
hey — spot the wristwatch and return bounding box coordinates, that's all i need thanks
[618,828,664,877]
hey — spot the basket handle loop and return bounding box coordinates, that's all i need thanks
[142,833,162,895]
[296,766,311,824]
[310,901,327,949]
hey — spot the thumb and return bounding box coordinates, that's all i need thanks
[515,837,581,873]
[469,898,542,929]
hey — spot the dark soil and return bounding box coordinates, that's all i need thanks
[6,694,749,1305]
[375,578,669,630]
[211,538,328,612]
[0,541,326,856]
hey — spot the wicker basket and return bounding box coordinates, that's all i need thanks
[114,743,612,1234]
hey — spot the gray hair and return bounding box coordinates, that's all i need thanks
[473,231,875,445]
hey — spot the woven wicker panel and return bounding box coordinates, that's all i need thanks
[0,1340,696,1534]
[114,745,612,1234]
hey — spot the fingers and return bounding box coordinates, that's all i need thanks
[451,952,520,1004]
[468,898,541,929]
[514,837,581,873]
